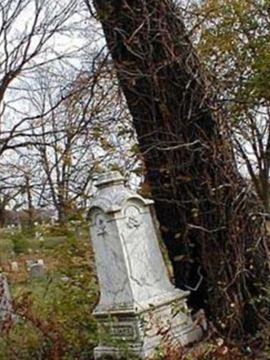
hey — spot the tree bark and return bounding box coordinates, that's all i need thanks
[0,205,6,227]
[25,175,35,228]
[92,0,270,339]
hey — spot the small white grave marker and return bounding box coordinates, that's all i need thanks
[37,259,44,266]
[10,261,19,272]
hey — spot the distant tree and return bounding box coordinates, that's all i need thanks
[0,0,78,155]
[0,0,83,225]
[191,0,270,212]
[0,164,24,226]
[0,2,139,224]
[0,192,12,227]
[29,62,135,224]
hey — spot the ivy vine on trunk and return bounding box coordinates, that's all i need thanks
[91,0,270,344]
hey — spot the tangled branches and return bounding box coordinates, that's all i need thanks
[92,0,270,344]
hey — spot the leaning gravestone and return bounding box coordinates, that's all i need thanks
[88,172,202,359]
[0,273,12,331]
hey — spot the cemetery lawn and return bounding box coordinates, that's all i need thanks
[0,225,262,359]
[0,225,99,360]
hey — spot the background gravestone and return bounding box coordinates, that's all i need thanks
[26,260,35,271]
[37,259,44,266]
[29,263,45,278]
[10,261,19,272]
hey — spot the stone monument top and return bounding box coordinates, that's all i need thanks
[91,171,153,215]
[95,171,125,188]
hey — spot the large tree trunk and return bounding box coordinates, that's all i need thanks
[92,0,270,340]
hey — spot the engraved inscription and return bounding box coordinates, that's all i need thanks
[112,325,135,338]
[95,213,107,236]
[125,205,141,229]
[100,318,138,341]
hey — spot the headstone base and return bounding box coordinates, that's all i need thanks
[93,291,202,359]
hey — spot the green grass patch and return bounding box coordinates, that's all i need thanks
[0,224,99,359]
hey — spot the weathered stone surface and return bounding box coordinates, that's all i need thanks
[37,259,44,266]
[89,172,202,359]
[26,259,44,270]
[0,273,12,330]
[10,261,19,272]
[26,260,35,270]
[29,262,45,278]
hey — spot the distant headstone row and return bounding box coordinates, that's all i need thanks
[10,259,45,278]
[4,208,57,227]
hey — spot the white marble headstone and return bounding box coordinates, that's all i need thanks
[89,172,202,359]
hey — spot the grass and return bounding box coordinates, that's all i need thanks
[0,224,269,359]
[0,224,99,360]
